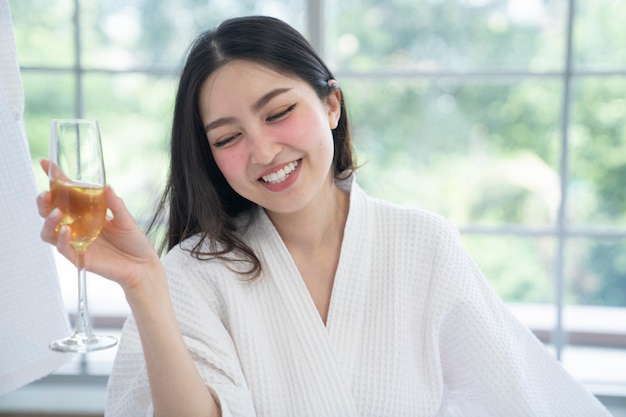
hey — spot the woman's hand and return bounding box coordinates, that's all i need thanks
[37,158,164,296]
[39,161,220,416]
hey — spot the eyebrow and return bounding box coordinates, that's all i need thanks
[204,87,292,133]
[252,87,291,112]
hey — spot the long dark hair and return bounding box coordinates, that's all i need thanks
[147,15,356,277]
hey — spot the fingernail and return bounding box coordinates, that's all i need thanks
[49,208,60,218]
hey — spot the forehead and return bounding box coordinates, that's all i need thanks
[202,60,301,102]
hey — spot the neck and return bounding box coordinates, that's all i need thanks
[266,178,350,256]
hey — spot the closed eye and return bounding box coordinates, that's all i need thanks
[266,103,296,122]
[212,132,241,148]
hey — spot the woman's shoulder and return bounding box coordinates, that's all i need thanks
[160,234,251,314]
[162,233,211,265]
[349,175,453,230]
[161,211,262,281]
[362,189,459,239]
[161,234,235,281]
[162,208,258,265]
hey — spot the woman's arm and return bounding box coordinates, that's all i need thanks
[125,274,220,417]
[37,159,220,417]
[433,221,611,417]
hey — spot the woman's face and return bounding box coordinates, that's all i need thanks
[198,60,341,216]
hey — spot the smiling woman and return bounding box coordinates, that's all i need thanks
[199,61,341,212]
[8,0,626,415]
[142,19,356,283]
[37,15,612,417]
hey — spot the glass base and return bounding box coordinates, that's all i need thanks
[49,332,118,353]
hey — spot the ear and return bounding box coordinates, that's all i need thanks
[325,80,342,129]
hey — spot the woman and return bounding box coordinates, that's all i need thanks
[38,15,611,417]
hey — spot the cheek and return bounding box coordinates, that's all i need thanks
[212,148,245,182]
[282,107,332,148]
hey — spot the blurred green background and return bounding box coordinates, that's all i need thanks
[10,0,626,311]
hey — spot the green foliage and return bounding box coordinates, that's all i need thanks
[585,241,626,305]
[330,0,626,307]
[328,0,566,71]
[8,0,74,66]
[462,235,554,303]
[9,0,626,307]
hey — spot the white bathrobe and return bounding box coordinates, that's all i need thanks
[105,175,610,417]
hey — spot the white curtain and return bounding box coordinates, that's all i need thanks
[0,0,70,395]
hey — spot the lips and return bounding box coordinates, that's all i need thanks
[260,159,301,184]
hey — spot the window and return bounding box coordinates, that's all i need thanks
[10,0,626,399]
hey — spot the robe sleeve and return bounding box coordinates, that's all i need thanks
[105,245,256,417]
[434,223,611,417]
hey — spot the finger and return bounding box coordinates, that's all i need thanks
[36,190,52,218]
[56,224,74,259]
[39,157,50,175]
[40,207,62,244]
[42,215,75,262]
[104,185,135,227]
[43,158,71,182]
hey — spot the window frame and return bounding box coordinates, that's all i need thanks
[13,0,626,392]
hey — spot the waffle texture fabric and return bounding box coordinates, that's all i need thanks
[0,0,70,395]
[106,175,611,417]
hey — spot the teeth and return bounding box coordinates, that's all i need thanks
[262,160,299,184]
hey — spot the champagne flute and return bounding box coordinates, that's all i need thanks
[48,119,118,353]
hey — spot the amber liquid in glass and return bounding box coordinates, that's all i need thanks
[50,179,106,251]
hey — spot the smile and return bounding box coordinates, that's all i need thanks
[260,160,300,184]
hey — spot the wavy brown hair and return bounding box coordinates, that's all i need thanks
[147,16,357,278]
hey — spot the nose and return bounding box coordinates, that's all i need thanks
[248,134,280,165]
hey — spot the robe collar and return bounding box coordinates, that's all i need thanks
[240,171,373,414]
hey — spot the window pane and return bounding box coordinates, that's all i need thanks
[22,72,76,188]
[573,0,626,70]
[9,0,74,67]
[83,73,176,219]
[325,0,568,72]
[565,238,626,308]
[462,235,555,303]
[348,77,562,226]
[569,77,626,227]
[563,239,626,388]
[79,0,307,70]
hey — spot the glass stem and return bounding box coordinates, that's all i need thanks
[74,250,94,338]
